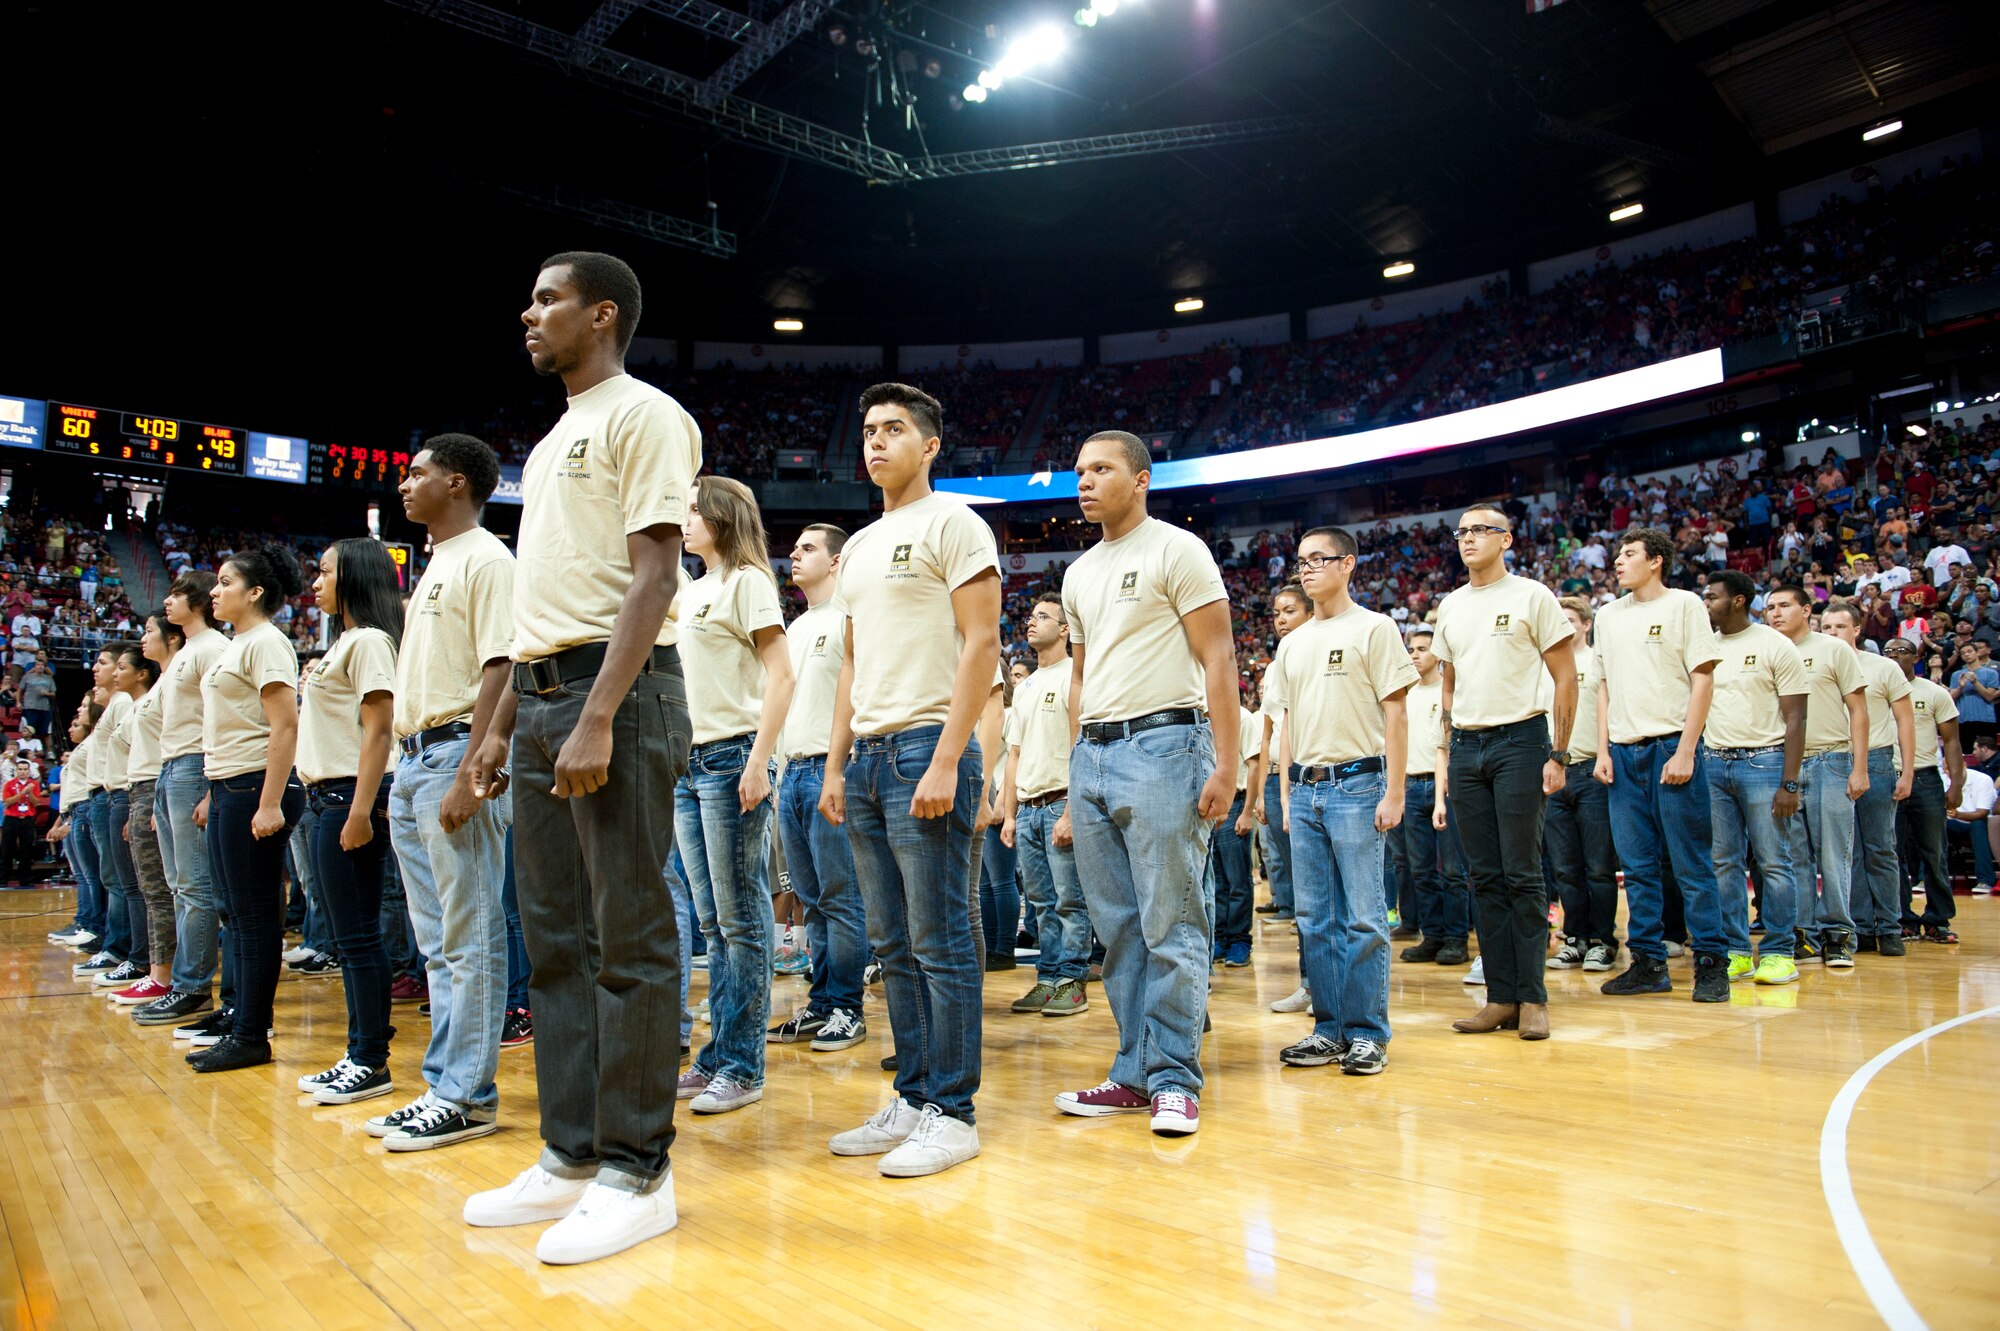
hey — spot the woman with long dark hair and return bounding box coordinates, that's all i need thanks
[672,476,795,1115]
[295,539,403,1104]
[112,616,183,1010]
[98,641,164,1005]
[188,545,307,1073]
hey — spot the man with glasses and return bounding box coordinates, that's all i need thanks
[1882,636,1961,948]
[1821,599,1914,966]
[1431,507,1576,1042]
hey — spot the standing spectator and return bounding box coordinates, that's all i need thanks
[1950,642,2000,748]
[2,758,43,884]
[20,653,55,739]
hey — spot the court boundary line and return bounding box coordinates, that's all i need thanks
[1820,1001,2000,1331]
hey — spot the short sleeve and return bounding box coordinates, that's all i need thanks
[348,630,398,699]
[1162,533,1227,619]
[1264,634,1295,715]
[1525,584,1575,653]
[935,506,1000,593]
[465,555,516,666]
[1003,704,1024,749]
[1830,645,1865,696]
[1369,619,1419,701]
[1680,596,1723,672]
[1769,638,1809,697]
[247,632,299,693]
[1935,686,1960,724]
[736,570,785,636]
[1059,571,1086,648]
[609,397,700,535]
[1882,662,1911,703]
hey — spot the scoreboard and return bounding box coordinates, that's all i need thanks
[46,402,256,476]
[311,442,413,491]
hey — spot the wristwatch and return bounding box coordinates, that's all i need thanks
[1781,780,1801,794]
[1548,749,1569,764]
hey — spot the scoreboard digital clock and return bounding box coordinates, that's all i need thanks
[46,402,250,475]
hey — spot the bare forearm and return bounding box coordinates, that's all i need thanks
[582,579,676,727]
[1680,671,1714,747]
[461,661,514,767]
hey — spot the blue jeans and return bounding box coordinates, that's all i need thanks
[665,847,694,1047]
[1607,735,1729,961]
[1288,771,1393,1046]
[206,773,306,1042]
[843,725,984,1123]
[677,734,776,1090]
[1205,792,1253,949]
[158,754,223,998]
[83,795,129,959]
[1071,719,1215,1098]
[1402,775,1471,942]
[1790,749,1858,942]
[1708,748,1800,958]
[65,797,107,938]
[979,824,1019,959]
[103,788,146,966]
[776,755,868,1016]
[291,807,335,956]
[501,833,530,1011]
[1016,797,1090,982]
[308,779,394,1068]
[381,848,422,979]
[388,736,510,1116]
[1261,771,1294,913]
[1848,747,1900,936]
[1542,763,1619,944]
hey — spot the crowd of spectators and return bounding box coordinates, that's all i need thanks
[156,522,329,651]
[0,509,136,673]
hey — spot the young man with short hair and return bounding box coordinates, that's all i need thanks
[1266,526,1417,1074]
[1701,569,1808,986]
[1763,584,1870,963]
[1821,599,1915,964]
[1542,596,1621,973]
[769,522,870,1052]
[998,592,1091,1017]
[1397,627,1471,968]
[1248,582,1312,1012]
[1592,527,1731,1002]
[1053,430,1237,1136]
[1881,636,1961,946]
[464,251,696,1264]
[819,382,1000,1177]
[1432,507,1576,1040]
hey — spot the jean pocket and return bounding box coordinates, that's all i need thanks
[890,741,937,786]
[658,698,693,780]
[1130,724,1196,761]
[694,741,750,779]
[1745,749,1785,773]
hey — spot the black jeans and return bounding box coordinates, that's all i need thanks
[513,653,691,1193]
[309,778,395,1068]
[1401,775,1470,942]
[1208,792,1254,948]
[2,816,38,882]
[1448,718,1550,1005]
[106,788,148,967]
[206,773,307,1044]
[1543,760,1621,944]
[1896,768,1953,929]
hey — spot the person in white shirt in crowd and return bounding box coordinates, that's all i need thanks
[1924,536,1970,588]
[1944,756,1994,927]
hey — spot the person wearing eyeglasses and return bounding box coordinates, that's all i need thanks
[1592,528,1731,1003]
[1430,507,1576,1041]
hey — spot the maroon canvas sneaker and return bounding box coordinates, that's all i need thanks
[388,974,427,1004]
[1150,1090,1200,1137]
[1053,1080,1150,1117]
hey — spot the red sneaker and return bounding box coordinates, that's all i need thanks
[1054,1080,1151,1117]
[388,975,428,1004]
[1150,1090,1200,1137]
[110,977,172,1007]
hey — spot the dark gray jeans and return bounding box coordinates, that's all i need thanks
[513,652,691,1194]
[1448,717,1551,1006]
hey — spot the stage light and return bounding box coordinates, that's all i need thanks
[1608,201,1644,222]
[1383,261,1415,279]
[1075,7,1097,25]
[1097,0,1121,13]
[1741,430,1757,443]
[773,318,804,333]
[1174,297,1204,314]
[1862,120,1902,142]
[963,83,987,103]
[1936,400,1951,412]
[1907,424,1928,437]
[978,68,1003,89]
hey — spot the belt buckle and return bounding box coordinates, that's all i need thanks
[399,734,420,758]
[521,657,562,696]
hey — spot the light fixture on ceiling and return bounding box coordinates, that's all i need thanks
[1740,430,1758,443]
[1862,120,1903,142]
[1382,261,1415,279]
[1608,201,1644,222]
[962,82,987,102]
[1907,423,1928,437]
[773,318,804,333]
[1174,297,1204,314]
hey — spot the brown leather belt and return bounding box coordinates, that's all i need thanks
[1021,787,1068,807]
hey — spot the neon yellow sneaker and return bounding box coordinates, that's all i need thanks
[1727,952,1755,982]
[1752,954,1799,986]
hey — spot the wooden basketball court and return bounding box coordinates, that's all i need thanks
[2,887,1994,1330]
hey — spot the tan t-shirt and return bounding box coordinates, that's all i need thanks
[160,628,229,761]
[1265,605,1419,766]
[676,565,785,747]
[1062,518,1228,725]
[512,373,702,662]
[1853,648,1912,754]
[99,691,136,791]
[1234,704,1258,790]
[1406,675,1445,776]
[838,492,1000,737]
[1901,675,1957,773]
[297,627,398,784]
[1569,645,1601,766]
[1010,658,1073,800]
[396,527,515,739]
[67,729,99,800]
[1705,624,1809,750]
[126,684,166,783]
[783,600,844,758]
[1791,630,1867,751]
[1431,574,1573,729]
[202,622,299,779]
[1592,589,1723,745]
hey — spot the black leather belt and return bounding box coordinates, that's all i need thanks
[1080,708,1202,743]
[1291,756,1384,784]
[1711,743,1783,761]
[513,642,680,697]
[398,722,470,757]
[1021,787,1068,807]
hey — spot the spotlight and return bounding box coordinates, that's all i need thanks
[1935,400,1950,412]
[1861,120,1902,142]
[963,82,987,103]
[1907,424,1928,437]
[773,318,804,333]
[1608,201,1644,222]
[1097,0,1121,13]
[1174,297,1205,314]
[1075,7,1097,26]
[978,68,1002,89]
[1740,430,1757,443]
[1382,261,1415,279]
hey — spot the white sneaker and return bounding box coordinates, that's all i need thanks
[534,1176,677,1264]
[1547,938,1585,969]
[298,1058,356,1094]
[696,998,711,1026]
[877,1105,979,1177]
[1269,985,1312,1013]
[464,1164,592,1227]
[689,1075,762,1115]
[281,944,316,965]
[1463,957,1486,986]
[1664,940,1687,958]
[829,1098,922,1156]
